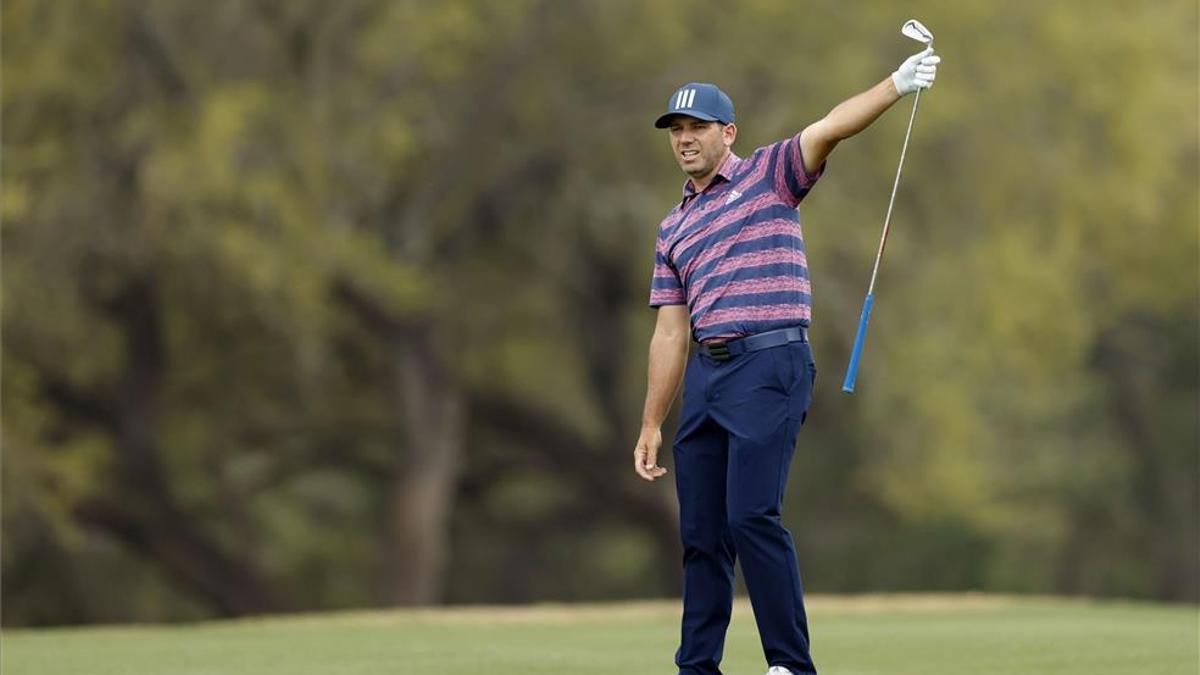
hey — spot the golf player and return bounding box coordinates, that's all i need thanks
[633,47,940,675]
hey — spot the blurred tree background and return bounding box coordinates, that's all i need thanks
[2,0,1196,626]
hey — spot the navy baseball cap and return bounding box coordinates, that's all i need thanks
[654,82,736,128]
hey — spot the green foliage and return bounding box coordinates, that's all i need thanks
[2,0,1197,625]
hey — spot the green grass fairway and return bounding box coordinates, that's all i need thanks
[4,595,1197,674]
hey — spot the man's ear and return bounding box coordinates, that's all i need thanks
[723,123,737,147]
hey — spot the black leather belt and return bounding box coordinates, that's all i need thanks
[700,326,808,362]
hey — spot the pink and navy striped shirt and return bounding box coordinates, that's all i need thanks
[649,132,824,342]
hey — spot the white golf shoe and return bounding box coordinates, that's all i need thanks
[766,667,793,675]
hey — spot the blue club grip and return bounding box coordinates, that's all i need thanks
[842,293,874,394]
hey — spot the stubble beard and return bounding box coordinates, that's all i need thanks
[682,148,721,181]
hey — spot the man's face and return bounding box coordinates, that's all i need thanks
[666,116,736,183]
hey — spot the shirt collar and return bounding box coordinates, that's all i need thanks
[681,152,741,201]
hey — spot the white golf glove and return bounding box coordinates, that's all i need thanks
[891,48,940,96]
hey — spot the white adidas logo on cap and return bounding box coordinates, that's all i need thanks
[674,88,697,110]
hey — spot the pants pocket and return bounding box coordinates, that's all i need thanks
[790,345,816,423]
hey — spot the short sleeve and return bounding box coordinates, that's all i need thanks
[768,131,825,207]
[648,232,685,307]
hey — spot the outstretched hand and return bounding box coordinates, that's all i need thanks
[891,48,941,96]
[634,426,668,481]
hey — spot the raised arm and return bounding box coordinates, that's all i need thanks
[799,48,940,174]
[633,304,690,481]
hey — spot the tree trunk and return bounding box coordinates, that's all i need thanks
[76,277,280,616]
[381,329,466,605]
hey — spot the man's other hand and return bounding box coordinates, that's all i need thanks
[634,426,668,481]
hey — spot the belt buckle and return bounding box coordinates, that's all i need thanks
[706,342,731,362]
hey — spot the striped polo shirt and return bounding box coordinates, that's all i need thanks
[649,132,824,342]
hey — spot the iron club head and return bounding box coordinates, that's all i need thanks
[901,19,933,46]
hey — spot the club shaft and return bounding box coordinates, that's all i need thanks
[866,82,923,295]
[843,30,932,395]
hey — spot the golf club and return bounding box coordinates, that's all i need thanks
[842,19,934,394]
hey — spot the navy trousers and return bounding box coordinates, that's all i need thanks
[673,339,817,675]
